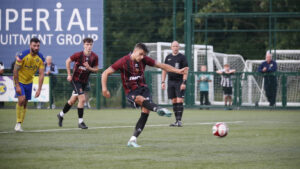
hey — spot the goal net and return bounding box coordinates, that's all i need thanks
[145,42,213,105]
[242,50,300,106]
[271,49,300,60]
[196,49,300,107]
[204,52,249,105]
[145,43,300,107]
[244,59,300,106]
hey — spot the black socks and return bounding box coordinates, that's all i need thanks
[173,103,184,121]
[142,100,159,112]
[63,102,72,114]
[177,103,184,121]
[173,103,179,121]
[133,113,149,137]
[78,108,84,118]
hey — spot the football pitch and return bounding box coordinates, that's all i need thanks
[0,108,299,169]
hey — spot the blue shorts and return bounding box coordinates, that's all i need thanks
[15,82,33,100]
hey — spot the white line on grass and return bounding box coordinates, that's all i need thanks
[0,121,244,134]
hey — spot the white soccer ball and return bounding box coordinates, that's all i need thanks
[212,122,228,137]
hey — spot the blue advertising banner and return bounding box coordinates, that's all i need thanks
[0,0,103,69]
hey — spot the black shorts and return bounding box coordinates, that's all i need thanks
[126,86,152,108]
[168,80,185,99]
[71,80,88,95]
[222,87,232,96]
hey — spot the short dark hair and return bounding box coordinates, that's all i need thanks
[83,37,93,43]
[134,43,149,54]
[30,37,40,43]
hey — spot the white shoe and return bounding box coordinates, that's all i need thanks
[14,123,24,132]
[157,108,172,117]
[127,140,141,148]
[127,136,141,148]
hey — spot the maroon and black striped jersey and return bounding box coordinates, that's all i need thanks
[111,54,156,94]
[70,51,98,83]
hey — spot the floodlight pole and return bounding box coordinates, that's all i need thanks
[173,0,176,40]
[184,0,193,106]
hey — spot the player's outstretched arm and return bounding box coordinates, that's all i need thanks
[183,66,189,80]
[35,68,44,98]
[101,67,115,98]
[180,66,189,90]
[154,62,188,75]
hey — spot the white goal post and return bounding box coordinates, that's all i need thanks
[145,42,300,107]
[145,42,213,105]
[244,59,300,106]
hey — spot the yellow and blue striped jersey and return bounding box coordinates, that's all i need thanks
[15,49,45,84]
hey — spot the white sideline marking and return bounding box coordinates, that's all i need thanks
[0,121,244,134]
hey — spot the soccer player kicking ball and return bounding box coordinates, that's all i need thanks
[57,38,99,129]
[14,37,45,132]
[101,43,188,148]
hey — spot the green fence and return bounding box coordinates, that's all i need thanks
[48,73,125,109]
[44,71,300,109]
[191,12,300,67]
[2,71,299,109]
[146,71,300,109]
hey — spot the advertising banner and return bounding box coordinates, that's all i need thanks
[0,0,104,69]
[0,76,49,102]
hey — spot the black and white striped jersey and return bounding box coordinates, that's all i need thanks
[220,69,234,87]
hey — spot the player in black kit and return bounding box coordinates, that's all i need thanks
[161,41,189,127]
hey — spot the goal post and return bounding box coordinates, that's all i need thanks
[144,42,300,107]
[144,42,213,105]
[244,60,300,106]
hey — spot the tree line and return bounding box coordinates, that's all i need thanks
[105,0,300,67]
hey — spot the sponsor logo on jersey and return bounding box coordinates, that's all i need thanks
[24,64,37,70]
[129,76,141,80]
[78,66,87,70]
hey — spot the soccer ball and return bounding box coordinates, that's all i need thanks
[212,122,228,137]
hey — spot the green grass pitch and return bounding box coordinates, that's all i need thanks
[0,108,300,169]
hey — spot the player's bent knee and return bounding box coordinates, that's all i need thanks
[141,107,150,114]
[68,99,76,105]
[135,95,145,105]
